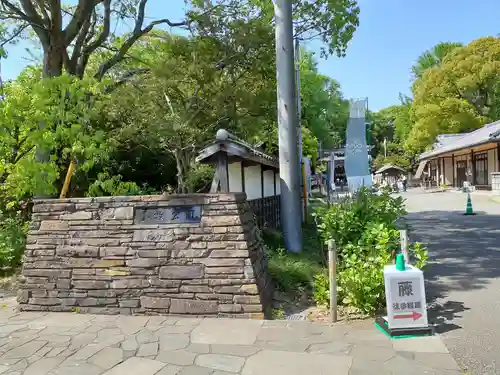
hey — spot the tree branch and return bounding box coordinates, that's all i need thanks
[0,24,28,46]
[0,0,30,20]
[48,0,62,32]
[95,0,188,80]
[103,68,150,93]
[69,9,92,75]
[17,0,50,45]
[84,0,111,53]
[33,0,49,22]
[63,0,102,46]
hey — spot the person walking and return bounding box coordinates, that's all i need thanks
[402,174,407,192]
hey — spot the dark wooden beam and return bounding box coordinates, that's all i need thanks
[216,152,229,193]
[241,160,246,193]
[452,154,455,188]
[471,149,475,185]
[497,143,500,172]
[442,157,445,185]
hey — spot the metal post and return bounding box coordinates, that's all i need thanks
[328,239,337,323]
[275,0,302,252]
[400,229,409,264]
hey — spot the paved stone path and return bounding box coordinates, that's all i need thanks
[0,295,462,375]
[403,189,500,374]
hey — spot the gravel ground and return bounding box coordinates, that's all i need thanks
[402,189,500,375]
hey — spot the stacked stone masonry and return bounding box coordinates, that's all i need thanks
[18,193,272,318]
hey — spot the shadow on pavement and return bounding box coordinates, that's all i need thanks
[405,210,500,333]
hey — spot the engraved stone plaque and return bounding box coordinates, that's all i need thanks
[134,206,202,224]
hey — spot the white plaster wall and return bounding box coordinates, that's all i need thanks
[244,165,262,200]
[228,162,243,192]
[263,170,275,197]
[488,149,496,184]
[275,173,281,195]
[444,158,453,185]
[494,148,499,172]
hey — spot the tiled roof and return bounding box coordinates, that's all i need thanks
[196,129,279,169]
[375,164,405,174]
[420,120,500,160]
[435,134,463,147]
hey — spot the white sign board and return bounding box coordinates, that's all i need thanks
[384,264,428,330]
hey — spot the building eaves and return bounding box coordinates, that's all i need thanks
[419,120,500,160]
[196,129,279,169]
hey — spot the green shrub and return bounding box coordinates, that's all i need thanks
[312,188,429,315]
[187,164,214,193]
[313,272,329,307]
[263,227,323,295]
[411,241,429,270]
[0,209,29,269]
[86,173,157,197]
[314,188,406,257]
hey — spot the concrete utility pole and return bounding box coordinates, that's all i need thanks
[295,38,303,163]
[275,0,302,253]
[295,37,304,223]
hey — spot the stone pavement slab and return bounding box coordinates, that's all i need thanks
[0,297,463,375]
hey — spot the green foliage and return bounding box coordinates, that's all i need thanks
[411,242,429,270]
[411,42,463,79]
[187,164,214,193]
[335,223,397,313]
[0,209,29,269]
[0,72,112,200]
[312,272,329,307]
[263,227,324,295]
[188,0,360,58]
[86,173,156,197]
[313,189,429,314]
[373,152,411,171]
[299,50,350,149]
[315,189,406,253]
[271,308,286,319]
[371,38,500,165]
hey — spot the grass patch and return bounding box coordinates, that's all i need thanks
[263,225,325,297]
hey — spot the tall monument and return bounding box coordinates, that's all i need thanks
[345,98,372,192]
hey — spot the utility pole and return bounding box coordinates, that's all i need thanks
[275,0,302,253]
[295,37,304,222]
[295,38,303,163]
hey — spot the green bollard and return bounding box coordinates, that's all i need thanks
[395,253,406,271]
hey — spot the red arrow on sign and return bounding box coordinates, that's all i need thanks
[393,311,422,321]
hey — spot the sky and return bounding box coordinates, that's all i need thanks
[2,0,500,111]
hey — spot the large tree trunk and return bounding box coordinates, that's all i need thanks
[42,34,65,78]
[174,149,193,194]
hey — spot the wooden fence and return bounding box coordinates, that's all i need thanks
[248,195,281,230]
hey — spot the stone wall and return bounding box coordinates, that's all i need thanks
[18,193,272,318]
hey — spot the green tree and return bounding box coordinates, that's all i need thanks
[0,0,190,78]
[0,70,110,200]
[299,50,349,148]
[411,42,463,79]
[406,37,500,154]
[112,27,277,192]
[189,0,360,58]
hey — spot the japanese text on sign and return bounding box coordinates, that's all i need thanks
[134,206,202,224]
[392,301,422,311]
[384,268,429,329]
[398,281,413,297]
